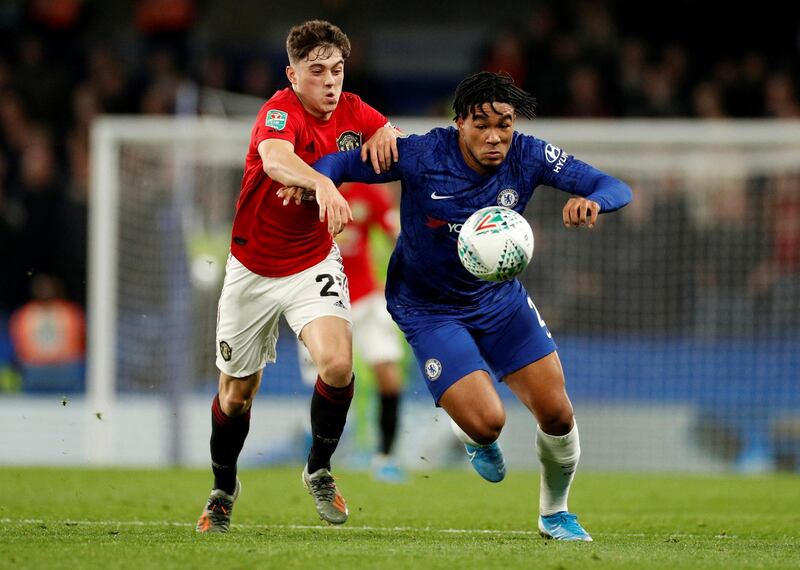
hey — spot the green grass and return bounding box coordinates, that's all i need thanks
[1,467,799,569]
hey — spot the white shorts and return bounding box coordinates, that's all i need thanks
[351,291,403,365]
[296,290,403,386]
[215,246,351,378]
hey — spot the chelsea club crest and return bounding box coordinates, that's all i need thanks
[497,188,519,208]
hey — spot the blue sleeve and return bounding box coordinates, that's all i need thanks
[527,136,632,212]
[558,160,633,212]
[313,146,402,186]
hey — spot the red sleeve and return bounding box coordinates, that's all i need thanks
[350,94,389,140]
[253,102,304,148]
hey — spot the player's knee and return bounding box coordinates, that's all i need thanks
[469,412,506,445]
[538,409,574,436]
[317,356,353,388]
[219,392,252,417]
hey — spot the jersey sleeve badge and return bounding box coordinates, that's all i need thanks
[265,109,289,130]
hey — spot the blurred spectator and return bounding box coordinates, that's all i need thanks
[522,4,562,115]
[641,65,684,117]
[726,52,767,117]
[85,47,137,113]
[691,81,728,119]
[12,127,62,279]
[135,0,196,69]
[561,65,612,117]
[9,273,85,392]
[616,38,649,116]
[12,35,72,129]
[763,73,800,118]
[199,52,230,91]
[240,57,273,99]
[481,29,528,87]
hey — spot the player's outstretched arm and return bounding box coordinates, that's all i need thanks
[277,145,404,206]
[558,165,632,229]
[259,139,352,235]
[317,147,402,186]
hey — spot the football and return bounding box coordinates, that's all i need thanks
[457,206,534,282]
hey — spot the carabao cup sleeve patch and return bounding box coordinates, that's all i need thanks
[265,109,288,130]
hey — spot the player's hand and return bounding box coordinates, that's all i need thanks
[277,186,313,206]
[361,125,399,174]
[314,178,353,235]
[563,197,600,228]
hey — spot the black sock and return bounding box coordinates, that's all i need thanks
[210,394,250,495]
[307,375,354,473]
[379,393,400,455]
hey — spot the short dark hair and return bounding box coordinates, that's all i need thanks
[453,71,537,120]
[286,20,351,64]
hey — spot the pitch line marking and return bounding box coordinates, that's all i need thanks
[0,518,737,538]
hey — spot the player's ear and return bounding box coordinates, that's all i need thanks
[286,65,296,86]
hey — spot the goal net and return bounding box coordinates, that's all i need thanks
[88,117,800,471]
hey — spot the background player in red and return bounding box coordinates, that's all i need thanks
[299,182,407,482]
[196,20,401,533]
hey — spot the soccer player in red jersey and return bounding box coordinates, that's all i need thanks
[196,20,400,533]
[298,182,407,482]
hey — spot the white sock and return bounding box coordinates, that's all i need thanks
[450,418,482,447]
[536,423,580,516]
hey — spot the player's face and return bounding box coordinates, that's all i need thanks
[456,103,515,175]
[286,46,345,120]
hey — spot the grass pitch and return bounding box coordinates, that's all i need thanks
[1,467,798,569]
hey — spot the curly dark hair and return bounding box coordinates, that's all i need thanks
[453,71,537,120]
[286,20,351,64]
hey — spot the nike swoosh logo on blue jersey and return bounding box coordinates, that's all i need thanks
[430,192,455,200]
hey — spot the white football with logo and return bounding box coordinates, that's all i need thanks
[457,206,534,282]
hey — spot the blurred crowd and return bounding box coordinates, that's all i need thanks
[0,0,798,381]
[478,5,799,120]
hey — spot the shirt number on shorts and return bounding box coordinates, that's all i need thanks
[528,295,552,337]
[316,274,339,297]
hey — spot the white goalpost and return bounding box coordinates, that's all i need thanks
[87,116,800,471]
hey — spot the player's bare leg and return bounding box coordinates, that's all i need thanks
[440,371,507,482]
[372,361,406,482]
[196,370,261,533]
[299,316,353,524]
[504,352,592,541]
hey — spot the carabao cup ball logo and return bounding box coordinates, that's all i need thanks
[457,206,534,282]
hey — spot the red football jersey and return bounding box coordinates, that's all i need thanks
[335,182,398,303]
[231,88,388,277]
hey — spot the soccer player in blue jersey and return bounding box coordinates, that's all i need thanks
[279,71,632,541]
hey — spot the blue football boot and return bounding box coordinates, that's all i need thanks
[538,511,593,541]
[464,441,506,483]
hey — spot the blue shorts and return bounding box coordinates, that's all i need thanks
[390,281,557,405]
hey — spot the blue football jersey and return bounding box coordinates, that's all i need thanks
[314,127,631,312]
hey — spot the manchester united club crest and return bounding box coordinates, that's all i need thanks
[337,130,362,151]
[219,341,232,362]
